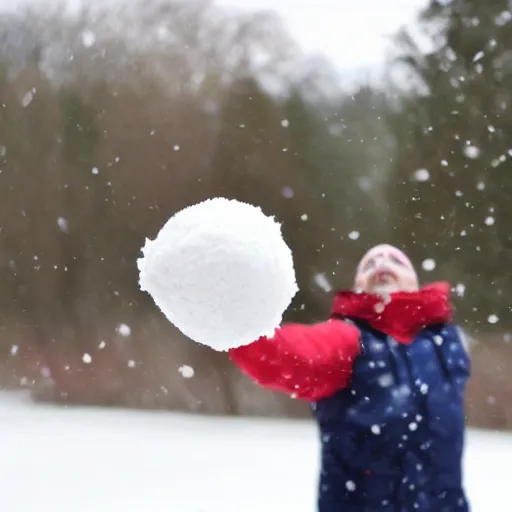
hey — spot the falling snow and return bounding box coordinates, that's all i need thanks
[348,231,360,240]
[82,353,92,364]
[496,10,512,25]
[21,89,35,107]
[488,314,499,324]
[179,365,195,378]
[464,145,480,159]
[422,258,436,271]
[454,283,466,297]
[371,424,381,435]
[413,169,430,182]
[374,302,385,314]
[117,323,132,336]
[281,119,289,127]
[357,177,372,191]
[434,334,444,346]
[281,186,294,198]
[314,273,332,292]
[57,217,69,232]
[472,51,485,62]
[80,29,96,47]
[378,373,394,387]
[345,480,356,492]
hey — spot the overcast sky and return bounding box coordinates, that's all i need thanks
[0,0,430,81]
[218,0,429,74]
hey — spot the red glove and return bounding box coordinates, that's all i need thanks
[229,319,361,401]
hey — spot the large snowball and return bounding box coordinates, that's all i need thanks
[137,198,298,351]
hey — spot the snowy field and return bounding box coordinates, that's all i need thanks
[0,392,510,512]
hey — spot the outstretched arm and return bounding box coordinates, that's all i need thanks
[229,319,361,401]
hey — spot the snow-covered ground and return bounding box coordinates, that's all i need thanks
[0,392,510,511]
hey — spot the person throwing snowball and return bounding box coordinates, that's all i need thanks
[230,244,470,512]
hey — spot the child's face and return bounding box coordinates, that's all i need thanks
[355,244,419,295]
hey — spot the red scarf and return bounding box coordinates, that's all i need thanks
[331,282,453,344]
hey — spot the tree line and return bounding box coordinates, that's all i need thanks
[0,0,511,429]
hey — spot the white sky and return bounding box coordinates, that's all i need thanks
[0,0,430,82]
[218,0,429,73]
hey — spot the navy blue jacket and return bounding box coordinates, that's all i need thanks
[312,320,470,512]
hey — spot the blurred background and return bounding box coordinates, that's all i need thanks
[0,0,511,431]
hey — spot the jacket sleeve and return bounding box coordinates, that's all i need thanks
[229,319,361,401]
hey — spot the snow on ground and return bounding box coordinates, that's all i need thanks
[0,391,510,511]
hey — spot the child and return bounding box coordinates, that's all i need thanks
[230,244,470,511]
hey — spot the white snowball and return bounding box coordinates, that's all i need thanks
[138,198,298,351]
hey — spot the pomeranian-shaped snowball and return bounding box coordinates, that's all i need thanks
[138,198,298,351]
